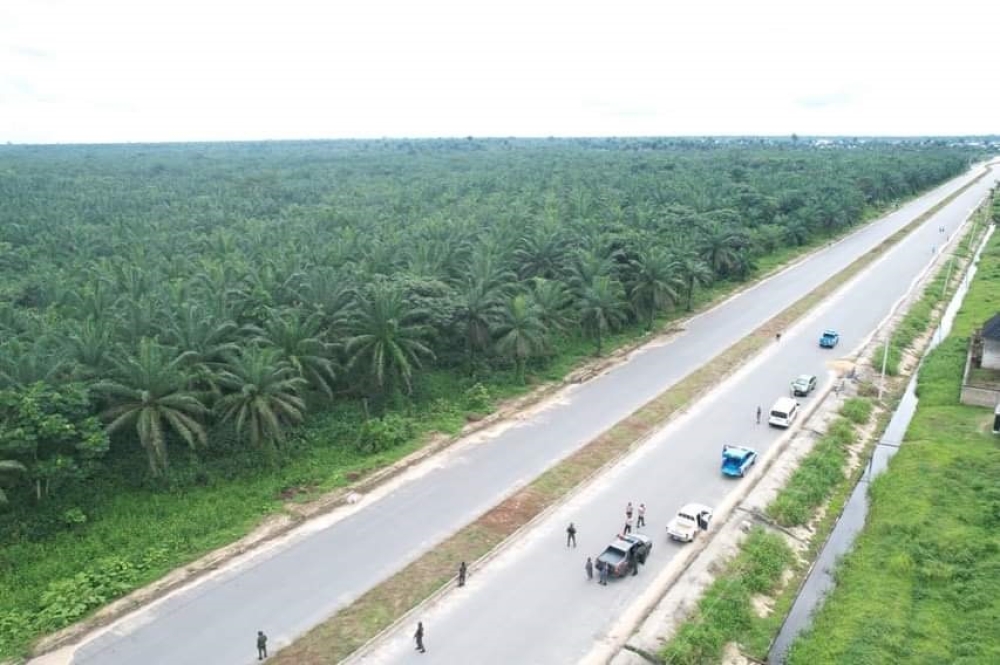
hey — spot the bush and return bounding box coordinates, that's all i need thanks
[353,414,415,454]
[463,382,493,413]
[840,398,873,426]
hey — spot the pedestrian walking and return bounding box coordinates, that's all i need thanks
[637,503,646,528]
[256,631,268,660]
[414,621,426,653]
[623,516,633,535]
[566,522,577,548]
[457,561,467,587]
[598,560,608,585]
[756,405,762,425]
[585,556,594,580]
[625,502,633,520]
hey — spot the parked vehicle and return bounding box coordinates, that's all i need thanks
[819,330,840,348]
[768,397,800,428]
[596,533,652,577]
[791,374,818,396]
[666,503,713,542]
[721,445,758,477]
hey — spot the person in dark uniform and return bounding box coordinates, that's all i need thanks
[585,557,594,580]
[458,561,467,587]
[414,621,426,653]
[566,522,577,547]
[256,630,268,660]
[628,546,638,576]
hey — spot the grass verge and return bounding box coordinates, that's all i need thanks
[785,219,1000,664]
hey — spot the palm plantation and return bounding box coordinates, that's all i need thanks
[0,138,981,659]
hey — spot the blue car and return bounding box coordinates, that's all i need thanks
[820,330,840,348]
[721,445,758,477]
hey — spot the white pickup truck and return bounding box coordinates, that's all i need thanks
[666,503,713,542]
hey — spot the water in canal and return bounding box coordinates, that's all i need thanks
[768,227,992,664]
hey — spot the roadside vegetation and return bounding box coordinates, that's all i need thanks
[656,194,996,665]
[786,221,1000,664]
[658,398,873,665]
[0,139,984,658]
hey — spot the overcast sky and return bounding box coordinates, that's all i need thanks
[1,0,997,144]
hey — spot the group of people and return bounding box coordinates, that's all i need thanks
[576,501,648,586]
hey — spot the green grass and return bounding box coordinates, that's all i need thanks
[766,416,863,528]
[785,219,1000,664]
[660,529,795,665]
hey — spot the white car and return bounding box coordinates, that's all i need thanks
[666,503,714,542]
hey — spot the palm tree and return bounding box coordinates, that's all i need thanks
[249,309,339,399]
[345,282,435,398]
[454,278,504,370]
[529,278,574,334]
[214,347,307,454]
[515,223,568,280]
[675,246,714,312]
[93,338,208,476]
[627,248,684,329]
[0,338,67,389]
[578,276,628,355]
[0,459,26,505]
[162,304,241,394]
[697,221,748,277]
[64,318,116,380]
[494,294,548,383]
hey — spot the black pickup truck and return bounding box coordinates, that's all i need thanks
[596,533,652,578]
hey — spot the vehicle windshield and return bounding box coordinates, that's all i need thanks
[771,410,787,418]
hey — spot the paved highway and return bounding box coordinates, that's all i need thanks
[347,166,999,664]
[66,165,996,665]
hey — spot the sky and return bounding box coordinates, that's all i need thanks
[1,0,998,144]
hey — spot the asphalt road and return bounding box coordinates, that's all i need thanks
[67,164,996,665]
[344,166,999,664]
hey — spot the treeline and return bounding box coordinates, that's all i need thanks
[0,138,979,518]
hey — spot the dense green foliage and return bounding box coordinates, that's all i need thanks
[787,230,1000,664]
[0,138,980,656]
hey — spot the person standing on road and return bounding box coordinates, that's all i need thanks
[256,631,268,660]
[627,546,638,576]
[414,621,426,653]
[623,516,633,535]
[637,503,646,528]
[566,522,577,547]
[625,502,633,521]
[598,559,608,585]
[585,556,594,580]
[756,405,762,425]
[458,561,467,587]
[776,332,782,342]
